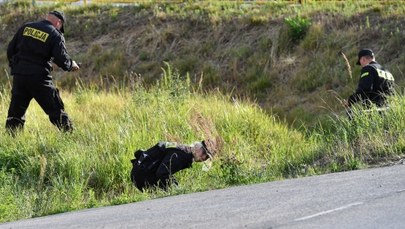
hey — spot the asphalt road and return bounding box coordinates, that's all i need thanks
[2,164,405,229]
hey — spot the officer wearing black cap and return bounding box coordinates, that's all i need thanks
[347,48,395,108]
[6,10,80,134]
[49,10,66,33]
[130,140,214,191]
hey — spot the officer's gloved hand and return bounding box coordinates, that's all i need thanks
[71,60,80,72]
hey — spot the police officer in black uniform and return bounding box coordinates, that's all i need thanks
[6,10,80,134]
[130,141,214,191]
[347,48,395,108]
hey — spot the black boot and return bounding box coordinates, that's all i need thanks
[5,117,24,136]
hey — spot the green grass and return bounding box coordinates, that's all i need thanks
[1,66,405,222]
[0,67,314,222]
[1,0,405,222]
[1,1,405,128]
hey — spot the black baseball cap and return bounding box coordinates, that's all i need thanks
[357,48,374,65]
[49,10,66,33]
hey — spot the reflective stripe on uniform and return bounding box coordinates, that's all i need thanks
[360,72,369,78]
[165,142,178,148]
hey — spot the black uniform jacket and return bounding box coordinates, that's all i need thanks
[156,142,194,186]
[7,20,73,76]
[348,61,395,107]
[131,142,194,190]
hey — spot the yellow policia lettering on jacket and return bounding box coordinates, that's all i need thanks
[377,69,394,81]
[361,66,394,81]
[23,27,49,42]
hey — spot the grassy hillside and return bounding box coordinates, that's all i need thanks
[1,66,405,223]
[0,68,315,222]
[1,0,404,127]
[1,0,405,223]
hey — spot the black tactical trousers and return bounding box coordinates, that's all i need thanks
[6,74,73,133]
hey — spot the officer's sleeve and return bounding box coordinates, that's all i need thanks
[7,27,22,66]
[348,67,374,105]
[51,35,73,71]
[356,66,375,93]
